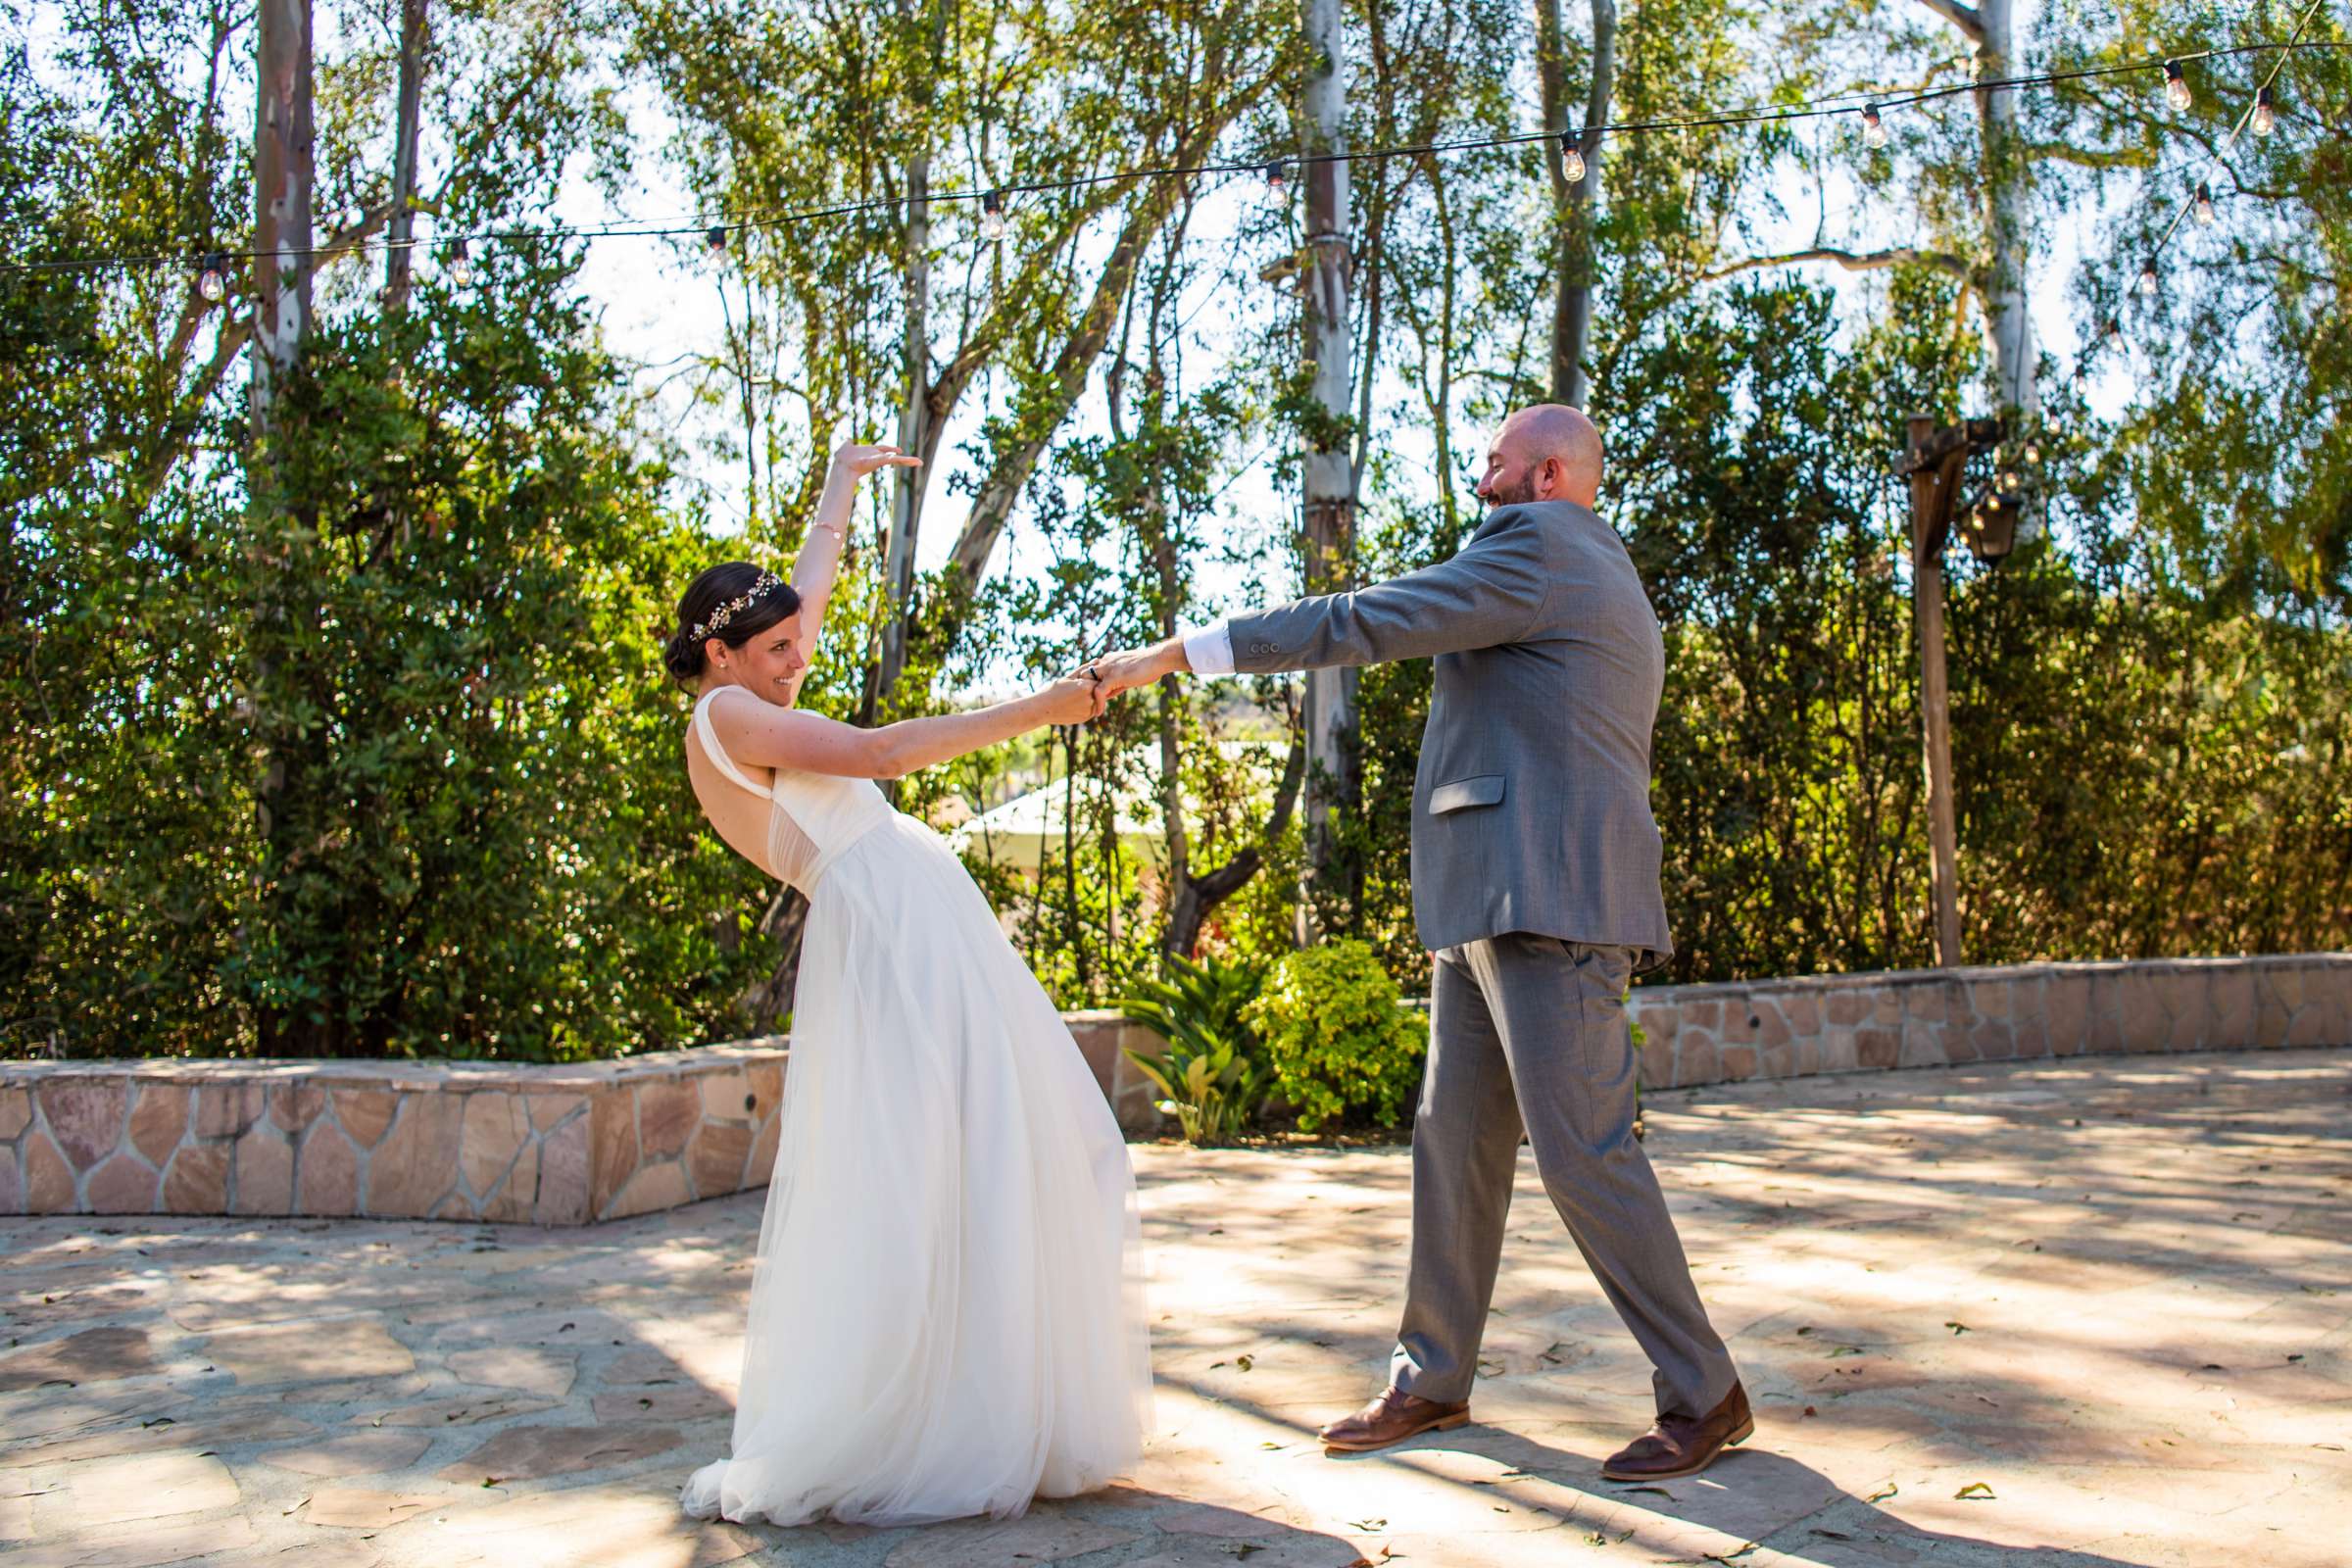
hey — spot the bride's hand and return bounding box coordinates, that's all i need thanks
[832,442,923,482]
[1033,673,1108,727]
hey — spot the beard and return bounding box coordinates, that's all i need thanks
[1485,470,1542,509]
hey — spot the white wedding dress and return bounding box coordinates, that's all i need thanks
[679,687,1149,1527]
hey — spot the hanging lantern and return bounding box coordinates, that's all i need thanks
[1861,103,1888,149]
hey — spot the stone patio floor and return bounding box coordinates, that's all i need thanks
[3,1047,2347,1568]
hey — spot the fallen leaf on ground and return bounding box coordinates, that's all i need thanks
[1955,1482,1996,1499]
[1944,1322,1970,1335]
[1865,1480,1899,1502]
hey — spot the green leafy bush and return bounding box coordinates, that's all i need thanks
[1116,954,1274,1145]
[1246,939,1428,1132]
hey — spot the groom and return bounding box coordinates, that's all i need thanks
[1089,404,1748,1481]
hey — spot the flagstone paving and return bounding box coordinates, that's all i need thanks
[3,1047,2346,1568]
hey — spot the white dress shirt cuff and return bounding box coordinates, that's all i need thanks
[1178,621,1235,676]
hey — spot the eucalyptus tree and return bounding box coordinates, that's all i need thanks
[2030,0,2350,611]
[628,0,1294,710]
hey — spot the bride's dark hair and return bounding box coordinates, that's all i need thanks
[662,562,804,690]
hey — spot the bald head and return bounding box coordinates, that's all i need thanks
[1476,403,1603,510]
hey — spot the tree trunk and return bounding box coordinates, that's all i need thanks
[250,0,315,1054]
[252,0,314,419]
[1544,0,1614,408]
[1299,0,1357,931]
[1162,740,1307,959]
[1975,0,2032,421]
[874,152,932,715]
[384,0,426,310]
[1974,0,2036,548]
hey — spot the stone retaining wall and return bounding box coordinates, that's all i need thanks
[3,956,2343,1224]
[0,1043,792,1226]
[1623,954,2348,1092]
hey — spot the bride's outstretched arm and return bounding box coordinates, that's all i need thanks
[706,676,1107,781]
[784,442,920,704]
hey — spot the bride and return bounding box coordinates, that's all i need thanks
[668,441,1149,1527]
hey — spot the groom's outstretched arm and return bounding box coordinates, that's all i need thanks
[1093,506,1553,693]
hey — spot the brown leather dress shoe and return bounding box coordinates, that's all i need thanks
[1318,1386,1471,1454]
[1601,1381,1754,1481]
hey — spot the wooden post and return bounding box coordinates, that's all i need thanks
[1903,416,1964,967]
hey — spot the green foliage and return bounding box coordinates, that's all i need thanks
[1,0,775,1059]
[1117,954,1275,1145]
[1245,939,1428,1132]
[6,0,2348,1069]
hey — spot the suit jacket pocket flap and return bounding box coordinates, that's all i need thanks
[1429,774,1506,814]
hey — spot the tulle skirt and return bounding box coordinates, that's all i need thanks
[679,813,1150,1527]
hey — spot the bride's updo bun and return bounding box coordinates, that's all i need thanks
[663,562,804,690]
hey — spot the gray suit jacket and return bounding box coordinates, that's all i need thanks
[1226,500,1672,962]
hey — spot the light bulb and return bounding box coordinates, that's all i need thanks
[196,253,227,303]
[2192,182,2216,227]
[2136,260,2159,298]
[2001,469,2022,493]
[1562,133,1586,184]
[2103,318,2124,344]
[2164,60,2191,113]
[1264,160,1289,198]
[2025,443,2041,465]
[979,190,1008,242]
[706,224,728,253]
[1861,103,1887,149]
[2252,86,2277,136]
[447,239,473,288]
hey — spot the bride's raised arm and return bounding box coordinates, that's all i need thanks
[783,441,920,705]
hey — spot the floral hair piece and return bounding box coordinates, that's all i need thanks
[691,571,785,641]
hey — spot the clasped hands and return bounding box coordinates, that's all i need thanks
[1044,639,1185,728]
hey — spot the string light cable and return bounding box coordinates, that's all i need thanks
[3,36,2341,285]
[2123,0,2328,310]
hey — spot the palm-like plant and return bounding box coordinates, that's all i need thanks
[1117,954,1273,1145]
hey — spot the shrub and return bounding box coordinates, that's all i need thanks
[1246,939,1427,1131]
[1116,954,1274,1145]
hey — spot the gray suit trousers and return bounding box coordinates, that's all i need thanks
[1390,934,1738,1419]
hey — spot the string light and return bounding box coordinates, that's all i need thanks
[1861,103,1888,148]
[196,253,227,303]
[1562,131,1587,183]
[2163,59,2192,112]
[979,189,1009,241]
[2103,318,2125,343]
[2116,0,2326,355]
[7,37,2337,287]
[706,224,728,253]
[445,239,472,287]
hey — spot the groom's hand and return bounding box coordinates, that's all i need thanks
[1084,638,1189,699]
